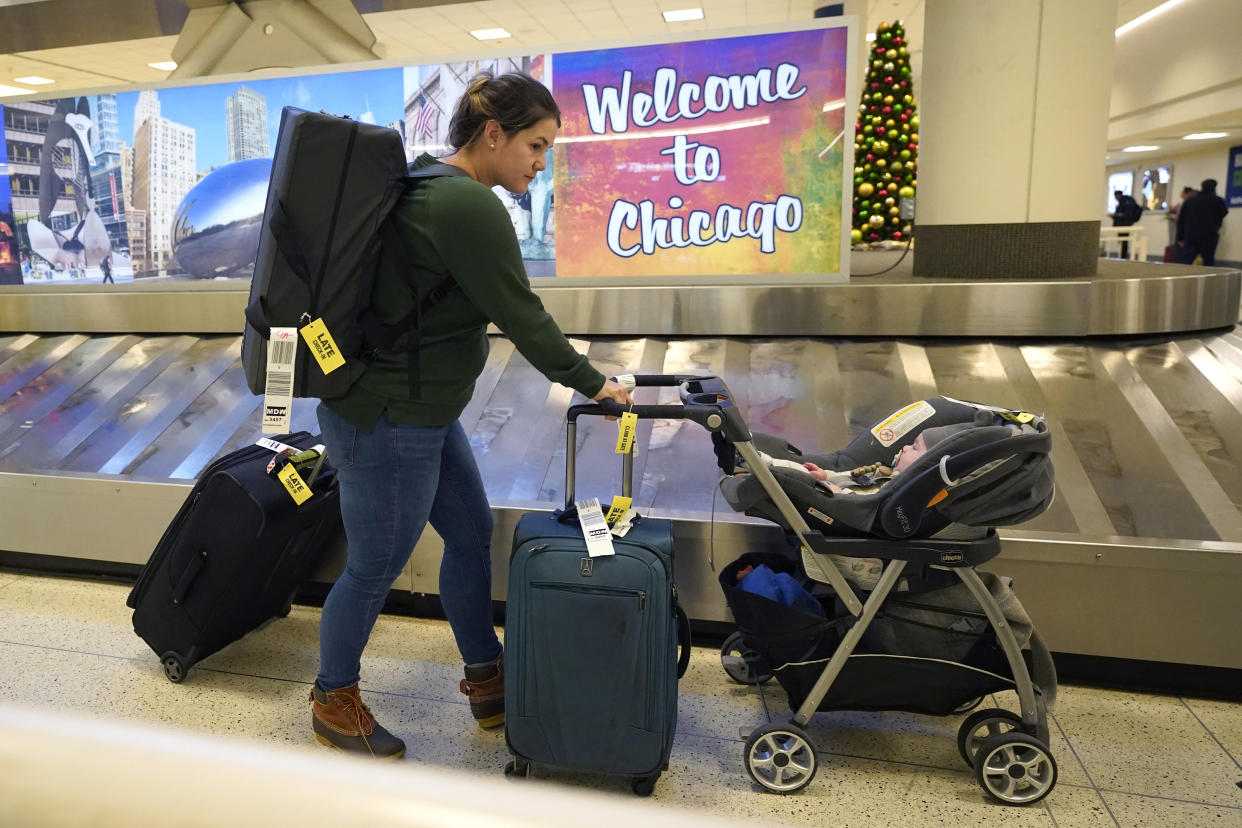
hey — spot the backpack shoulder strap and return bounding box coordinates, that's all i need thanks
[405,162,471,182]
[360,162,471,400]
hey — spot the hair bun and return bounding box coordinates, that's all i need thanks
[468,72,493,96]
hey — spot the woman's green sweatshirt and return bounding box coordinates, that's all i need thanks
[323,153,604,430]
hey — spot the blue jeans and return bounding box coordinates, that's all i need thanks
[315,404,501,691]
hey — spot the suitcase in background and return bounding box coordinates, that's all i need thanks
[504,405,690,796]
[127,432,342,682]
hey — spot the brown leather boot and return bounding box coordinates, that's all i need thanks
[310,682,405,759]
[459,653,504,728]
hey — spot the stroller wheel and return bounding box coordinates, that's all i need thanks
[744,722,818,794]
[973,732,1057,805]
[721,631,773,685]
[957,708,1023,768]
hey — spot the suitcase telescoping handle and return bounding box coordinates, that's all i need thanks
[562,374,751,511]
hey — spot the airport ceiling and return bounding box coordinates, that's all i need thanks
[0,0,1233,160]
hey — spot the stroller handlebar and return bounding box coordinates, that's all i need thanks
[566,374,753,442]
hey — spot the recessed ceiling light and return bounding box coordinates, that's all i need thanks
[1183,132,1228,140]
[1122,145,1160,152]
[148,61,178,71]
[470,28,511,40]
[14,76,53,85]
[663,8,704,22]
[0,83,33,97]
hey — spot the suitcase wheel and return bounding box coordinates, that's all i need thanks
[631,774,659,797]
[503,758,530,780]
[160,652,188,683]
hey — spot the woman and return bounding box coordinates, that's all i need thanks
[310,71,633,759]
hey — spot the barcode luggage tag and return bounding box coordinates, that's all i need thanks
[300,318,346,375]
[574,497,615,557]
[262,327,297,434]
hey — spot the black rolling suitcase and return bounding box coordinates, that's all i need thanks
[127,432,342,682]
[504,394,691,796]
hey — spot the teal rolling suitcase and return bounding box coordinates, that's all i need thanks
[504,402,690,796]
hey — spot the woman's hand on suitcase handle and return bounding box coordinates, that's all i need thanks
[593,378,634,420]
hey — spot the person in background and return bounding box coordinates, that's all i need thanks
[1111,189,1143,259]
[1176,178,1229,266]
[99,254,113,284]
[308,71,633,759]
[1167,186,1196,249]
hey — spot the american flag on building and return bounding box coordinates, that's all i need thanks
[413,94,436,141]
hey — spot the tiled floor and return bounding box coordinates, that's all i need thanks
[1,569,1240,827]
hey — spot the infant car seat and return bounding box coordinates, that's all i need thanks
[715,397,1054,540]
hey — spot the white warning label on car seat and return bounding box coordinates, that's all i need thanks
[871,400,936,447]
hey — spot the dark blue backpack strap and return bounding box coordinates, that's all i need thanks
[363,162,471,400]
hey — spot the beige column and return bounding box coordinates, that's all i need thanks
[912,0,1116,279]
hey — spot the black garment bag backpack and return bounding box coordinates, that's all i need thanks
[242,107,465,401]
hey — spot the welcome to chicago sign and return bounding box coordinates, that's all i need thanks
[553,23,852,279]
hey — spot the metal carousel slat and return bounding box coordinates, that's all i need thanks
[0,336,199,472]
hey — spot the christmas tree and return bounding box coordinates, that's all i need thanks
[851,20,919,246]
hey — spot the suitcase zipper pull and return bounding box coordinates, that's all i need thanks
[639,591,646,610]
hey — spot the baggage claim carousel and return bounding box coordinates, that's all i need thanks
[3,255,1241,686]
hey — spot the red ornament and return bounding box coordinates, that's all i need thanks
[869,232,880,241]
[909,143,917,150]
[876,126,886,135]
[871,82,880,89]
[893,231,903,240]
[884,76,894,84]
[894,37,903,46]
[881,106,892,114]
[865,153,875,161]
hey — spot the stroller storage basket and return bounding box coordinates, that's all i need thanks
[721,552,1019,716]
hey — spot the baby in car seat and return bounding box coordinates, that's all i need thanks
[759,423,972,495]
[746,422,974,590]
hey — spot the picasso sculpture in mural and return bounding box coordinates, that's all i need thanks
[27,97,111,270]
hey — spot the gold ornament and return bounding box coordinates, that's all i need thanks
[885,50,897,60]
[869,214,885,226]
[858,182,875,197]
[884,197,895,207]
[889,206,900,216]
[875,158,887,167]
[890,216,901,225]
[883,95,894,105]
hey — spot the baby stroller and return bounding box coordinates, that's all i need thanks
[709,388,1060,805]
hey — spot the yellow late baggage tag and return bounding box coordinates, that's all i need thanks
[614,411,638,454]
[277,463,313,505]
[999,411,1036,424]
[605,495,632,525]
[300,318,346,375]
